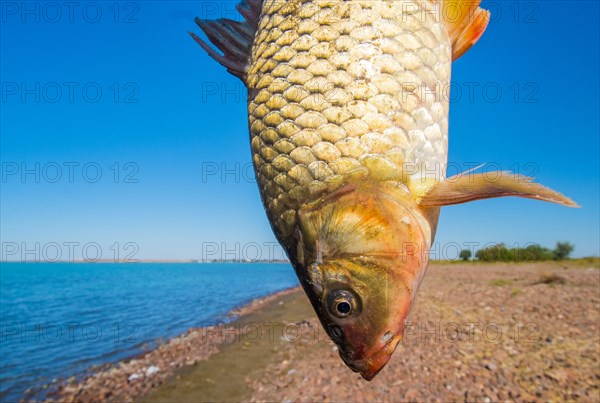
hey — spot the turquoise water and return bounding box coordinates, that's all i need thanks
[0,263,298,401]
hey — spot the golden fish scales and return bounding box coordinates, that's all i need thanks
[247,0,451,243]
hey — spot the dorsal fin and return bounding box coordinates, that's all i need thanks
[438,0,491,61]
[189,0,263,81]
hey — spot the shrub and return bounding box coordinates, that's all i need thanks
[553,242,574,260]
[459,249,472,261]
[474,242,573,262]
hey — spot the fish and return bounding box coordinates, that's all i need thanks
[191,0,578,380]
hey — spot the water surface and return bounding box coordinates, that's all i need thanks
[0,262,298,401]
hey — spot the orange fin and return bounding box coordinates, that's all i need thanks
[438,0,491,60]
[419,170,579,208]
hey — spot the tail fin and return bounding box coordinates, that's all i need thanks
[189,0,262,81]
[438,0,491,60]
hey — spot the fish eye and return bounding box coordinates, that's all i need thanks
[327,289,360,318]
[336,301,351,315]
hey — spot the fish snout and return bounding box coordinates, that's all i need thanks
[337,332,403,380]
[358,336,401,380]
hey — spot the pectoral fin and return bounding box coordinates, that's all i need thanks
[419,171,579,208]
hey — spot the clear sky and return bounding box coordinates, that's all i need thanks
[1,0,598,261]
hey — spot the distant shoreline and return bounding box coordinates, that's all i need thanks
[1,260,292,264]
[2,258,598,265]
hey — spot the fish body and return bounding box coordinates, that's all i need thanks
[246,0,451,246]
[192,0,577,380]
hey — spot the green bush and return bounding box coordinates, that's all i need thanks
[475,243,514,262]
[475,242,570,262]
[459,249,472,261]
[514,244,554,261]
[553,242,574,260]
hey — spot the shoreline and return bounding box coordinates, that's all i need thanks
[4,258,598,265]
[2,261,292,264]
[44,261,600,402]
[44,286,302,402]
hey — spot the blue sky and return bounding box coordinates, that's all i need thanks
[1,0,598,261]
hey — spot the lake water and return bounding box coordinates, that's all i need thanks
[0,263,298,401]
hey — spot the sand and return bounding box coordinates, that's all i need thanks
[53,261,600,402]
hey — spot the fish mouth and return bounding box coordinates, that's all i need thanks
[339,334,402,381]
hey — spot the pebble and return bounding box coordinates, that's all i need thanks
[484,362,497,371]
[128,373,142,382]
[404,388,419,401]
[146,366,160,376]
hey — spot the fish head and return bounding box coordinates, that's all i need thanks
[293,183,431,380]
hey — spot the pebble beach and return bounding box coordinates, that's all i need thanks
[51,261,599,402]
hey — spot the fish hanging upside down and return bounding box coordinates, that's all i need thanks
[191,0,577,380]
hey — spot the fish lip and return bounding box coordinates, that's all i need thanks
[338,334,402,380]
[339,351,363,372]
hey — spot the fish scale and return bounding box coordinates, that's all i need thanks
[247,0,451,243]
